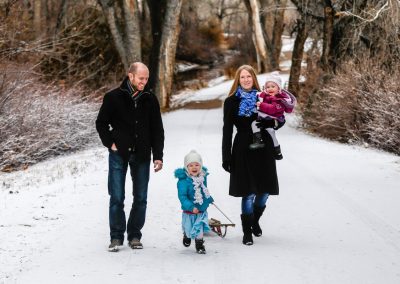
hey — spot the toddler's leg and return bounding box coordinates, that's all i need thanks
[251,120,259,133]
[249,120,265,150]
[194,228,205,254]
[183,233,191,247]
[193,213,208,254]
[266,128,283,160]
[266,128,279,147]
[195,238,206,254]
[181,213,192,247]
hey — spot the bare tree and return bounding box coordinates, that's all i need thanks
[259,0,287,70]
[97,0,142,70]
[146,0,183,108]
[320,1,334,71]
[146,0,166,93]
[155,0,184,108]
[270,0,286,69]
[288,18,308,95]
[54,0,68,36]
[33,0,42,37]
[244,0,272,72]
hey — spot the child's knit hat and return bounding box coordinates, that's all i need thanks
[184,150,203,168]
[264,71,282,90]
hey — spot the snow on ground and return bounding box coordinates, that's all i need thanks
[1,102,400,283]
[1,64,400,283]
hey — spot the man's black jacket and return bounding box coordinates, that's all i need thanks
[96,77,164,162]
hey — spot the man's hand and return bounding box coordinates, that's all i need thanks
[111,143,118,151]
[153,160,163,172]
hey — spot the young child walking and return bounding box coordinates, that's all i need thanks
[249,71,296,160]
[174,150,214,254]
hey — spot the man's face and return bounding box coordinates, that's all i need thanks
[129,67,149,91]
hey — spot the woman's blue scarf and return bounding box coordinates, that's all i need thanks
[235,86,258,117]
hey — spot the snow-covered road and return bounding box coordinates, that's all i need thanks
[1,107,399,284]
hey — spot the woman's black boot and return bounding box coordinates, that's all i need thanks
[252,206,266,237]
[241,214,254,245]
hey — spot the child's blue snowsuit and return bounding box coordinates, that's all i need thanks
[174,167,214,239]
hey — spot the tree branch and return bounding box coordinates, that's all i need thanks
[335,1,390,23]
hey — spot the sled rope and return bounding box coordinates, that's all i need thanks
[212,203,235,225]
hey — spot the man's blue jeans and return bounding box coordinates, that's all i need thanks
[108,150,150,242]
[241,193,269,214]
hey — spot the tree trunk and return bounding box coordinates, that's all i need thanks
[320,1,334,71]
[33,0,41,37]
[97,0,142,70]
[43,0,50,35]
[55,0,68,36]
[270,0,286,70]
[259,0,286,70]
[289,19,308,96]
[139,0,152,65]
[155,0,183,108]
[244,0,271,72]
[147,0,166,93]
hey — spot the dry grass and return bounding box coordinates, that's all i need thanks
[0,67,99,172]
[300,61,400,155]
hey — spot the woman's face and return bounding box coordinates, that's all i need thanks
[239,70,254,91]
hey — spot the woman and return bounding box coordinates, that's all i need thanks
[222,65,283,245]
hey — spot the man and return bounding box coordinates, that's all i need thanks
[96,62,164,252]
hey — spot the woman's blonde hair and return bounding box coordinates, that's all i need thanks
[228,65,261,96]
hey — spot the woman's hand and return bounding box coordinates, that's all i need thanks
[273,119,286,130]
[192,207,199,214]
[222,160,231,172]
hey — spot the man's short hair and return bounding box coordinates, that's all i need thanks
[128,62,147,75]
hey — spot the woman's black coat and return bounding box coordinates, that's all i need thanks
[222,95,279,197]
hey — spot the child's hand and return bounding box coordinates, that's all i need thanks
[192,208,199,214]
[256,101,261,107]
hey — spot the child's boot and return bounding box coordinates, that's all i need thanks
[249,132,265,150]
[183,234,191,247]
[195,238,206,254]
[274,145,283,160]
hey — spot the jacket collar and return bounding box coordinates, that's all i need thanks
[120,76,148,101]
[120,77,136,96]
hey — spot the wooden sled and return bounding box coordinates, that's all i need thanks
[209,217,235,238]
